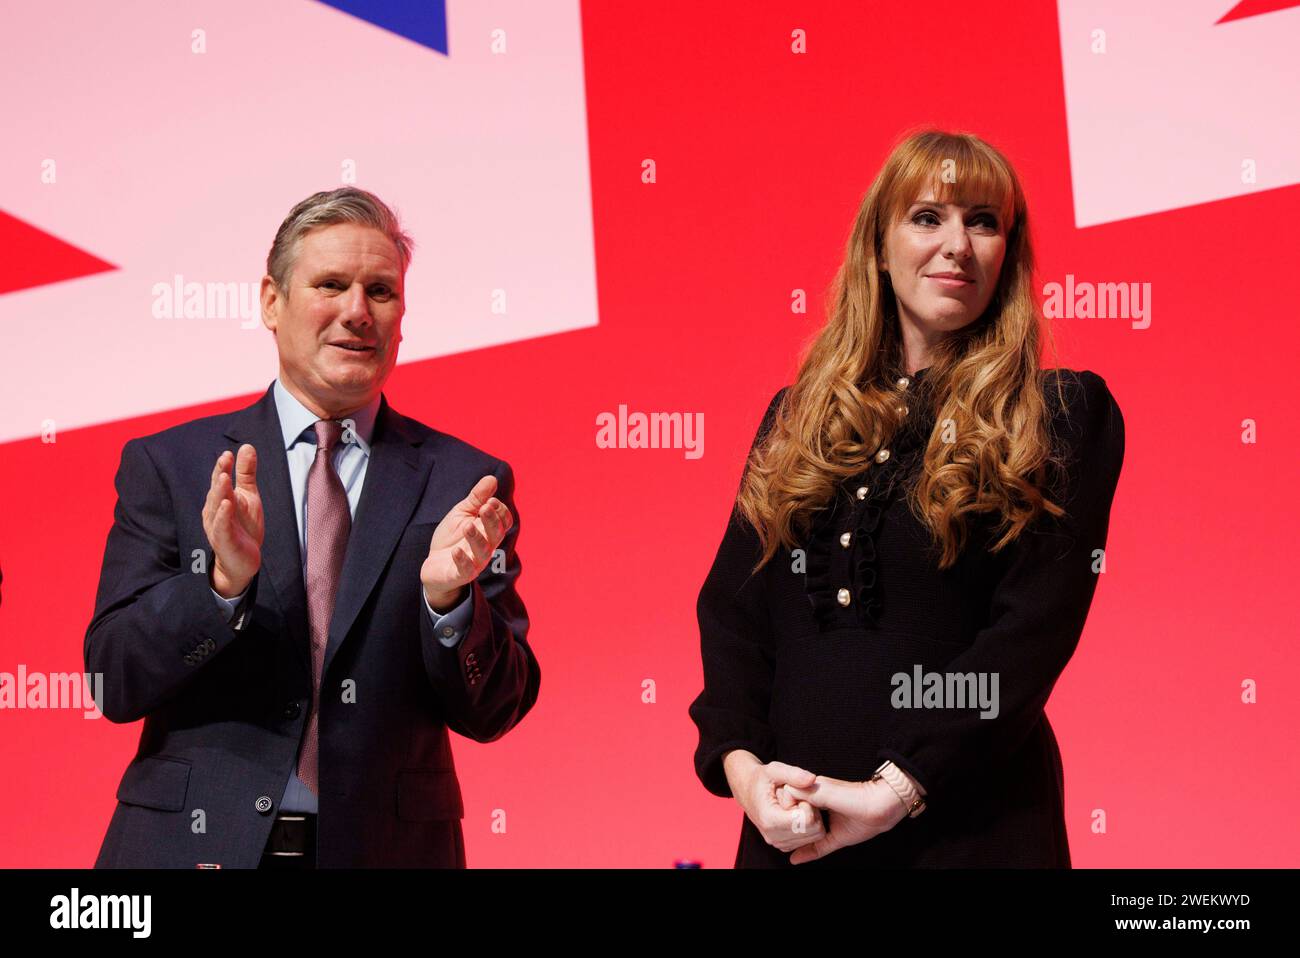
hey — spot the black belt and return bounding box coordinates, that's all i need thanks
[261,813,317,867]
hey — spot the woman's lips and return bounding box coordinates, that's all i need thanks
[927,276,973,289]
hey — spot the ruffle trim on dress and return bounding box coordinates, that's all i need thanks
[804,380,936,631]
[806,480,893,630]
[804,502,844,629]
[851,498,885,625]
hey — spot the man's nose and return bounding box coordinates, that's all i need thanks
[339,283,373,323]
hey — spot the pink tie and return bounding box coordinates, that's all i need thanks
[296,419,351,795]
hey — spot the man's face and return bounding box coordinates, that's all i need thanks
[261,222,404,417]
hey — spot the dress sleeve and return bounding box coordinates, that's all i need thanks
[688,388,788,798]
[874,370,1126,802]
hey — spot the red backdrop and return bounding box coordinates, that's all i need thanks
[1,0,1297,867]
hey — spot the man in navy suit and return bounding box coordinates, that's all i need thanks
[85,187,540,868]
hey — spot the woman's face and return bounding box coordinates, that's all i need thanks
[879,190,1007,360]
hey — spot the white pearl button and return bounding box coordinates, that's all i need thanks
[856,485,869,499]
[840,531,852,548]
[875,448,891,463]
[837,588,851,607]
[897,376,910,389]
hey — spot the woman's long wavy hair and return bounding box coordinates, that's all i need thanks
[737,128,1071,573]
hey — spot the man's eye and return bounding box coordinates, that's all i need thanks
[369,287,391,298]
[321,280,343,290]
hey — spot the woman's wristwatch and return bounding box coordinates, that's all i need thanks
[872,760,927,818]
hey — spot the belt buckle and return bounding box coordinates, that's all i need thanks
[269,813,310,857]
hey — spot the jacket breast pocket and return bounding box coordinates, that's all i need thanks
[396,769,465,822]
[116,755,191,812]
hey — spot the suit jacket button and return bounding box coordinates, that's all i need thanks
[282,702,301,720]
[255,796,274,814]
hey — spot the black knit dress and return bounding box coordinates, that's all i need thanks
[688,366,1125,867]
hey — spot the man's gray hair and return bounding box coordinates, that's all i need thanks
[266,187,414,296]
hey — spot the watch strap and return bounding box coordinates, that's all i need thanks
[874,760,926,817]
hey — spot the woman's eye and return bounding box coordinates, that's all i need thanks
[912,211,999,229]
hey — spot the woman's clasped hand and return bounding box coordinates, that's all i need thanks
[730,756,909,863]
[781,774,910,864]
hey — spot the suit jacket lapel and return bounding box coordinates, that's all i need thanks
[323,394,433,680]
[224,386,435,684]
[224,383,311,677]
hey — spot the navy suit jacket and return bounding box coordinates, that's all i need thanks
[85,382,540,868]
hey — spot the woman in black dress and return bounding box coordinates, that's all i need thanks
[688,129,1125,867]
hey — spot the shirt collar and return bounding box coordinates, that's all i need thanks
[273,377,381,456]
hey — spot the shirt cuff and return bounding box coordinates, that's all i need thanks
[211,585,249,630]
[423,586,474,647]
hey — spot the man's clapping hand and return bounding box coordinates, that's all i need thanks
[420,474,513,612]
[202,444,265,599]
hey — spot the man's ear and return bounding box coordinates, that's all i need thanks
[259,275,280,332]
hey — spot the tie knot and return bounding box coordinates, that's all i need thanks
[313,419,344,453]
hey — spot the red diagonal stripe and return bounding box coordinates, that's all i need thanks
[1216,0,1300,24]
[0,210,117,294]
